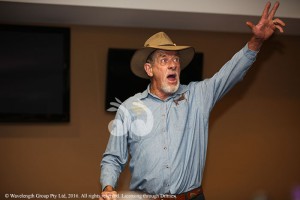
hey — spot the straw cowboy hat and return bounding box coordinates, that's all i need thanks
[130,32,195,79]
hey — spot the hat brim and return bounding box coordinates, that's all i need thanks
[130,45,195,79]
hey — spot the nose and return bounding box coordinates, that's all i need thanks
[168,65,176,70]
[168,60,177,70]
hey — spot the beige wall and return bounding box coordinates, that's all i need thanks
[0,25,299,200]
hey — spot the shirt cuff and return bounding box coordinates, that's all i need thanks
[101,179,117,191]
[244,43,259,60]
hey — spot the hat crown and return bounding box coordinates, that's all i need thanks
[144,32,175,47]
[131,32,194,79]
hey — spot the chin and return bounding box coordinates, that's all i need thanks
[162,81,180,94]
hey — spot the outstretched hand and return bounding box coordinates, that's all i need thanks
[247,1,285,51]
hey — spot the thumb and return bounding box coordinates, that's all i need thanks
[246,21,255,30]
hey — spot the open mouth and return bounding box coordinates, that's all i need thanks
[167,74,177,82]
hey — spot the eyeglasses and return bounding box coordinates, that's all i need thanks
[156,56,180,66]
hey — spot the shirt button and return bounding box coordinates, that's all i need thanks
[163,147,167,150]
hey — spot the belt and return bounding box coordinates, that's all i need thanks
[158,186,203,200]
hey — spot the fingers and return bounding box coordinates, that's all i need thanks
[273,18,286,27]
[101,191,118,200]
[268,1,280,20]
[262,1,271,19]
[273,18,286,33]
[261,1,280,20]
[268,2,285,33]
[275,25,284,33]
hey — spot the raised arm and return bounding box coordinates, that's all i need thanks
[246,1,285,51]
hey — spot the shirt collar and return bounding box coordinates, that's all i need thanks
[138,84,188,101]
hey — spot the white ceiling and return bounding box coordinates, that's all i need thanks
[0,0,300,35]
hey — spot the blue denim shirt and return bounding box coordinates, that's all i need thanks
[100,44,258,194]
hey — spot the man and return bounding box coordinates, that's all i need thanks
[100,2,285,200]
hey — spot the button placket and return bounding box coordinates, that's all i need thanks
[161,102,171,190]
[164,101,172,191]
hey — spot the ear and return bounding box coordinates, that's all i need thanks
[144,63,153,77]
